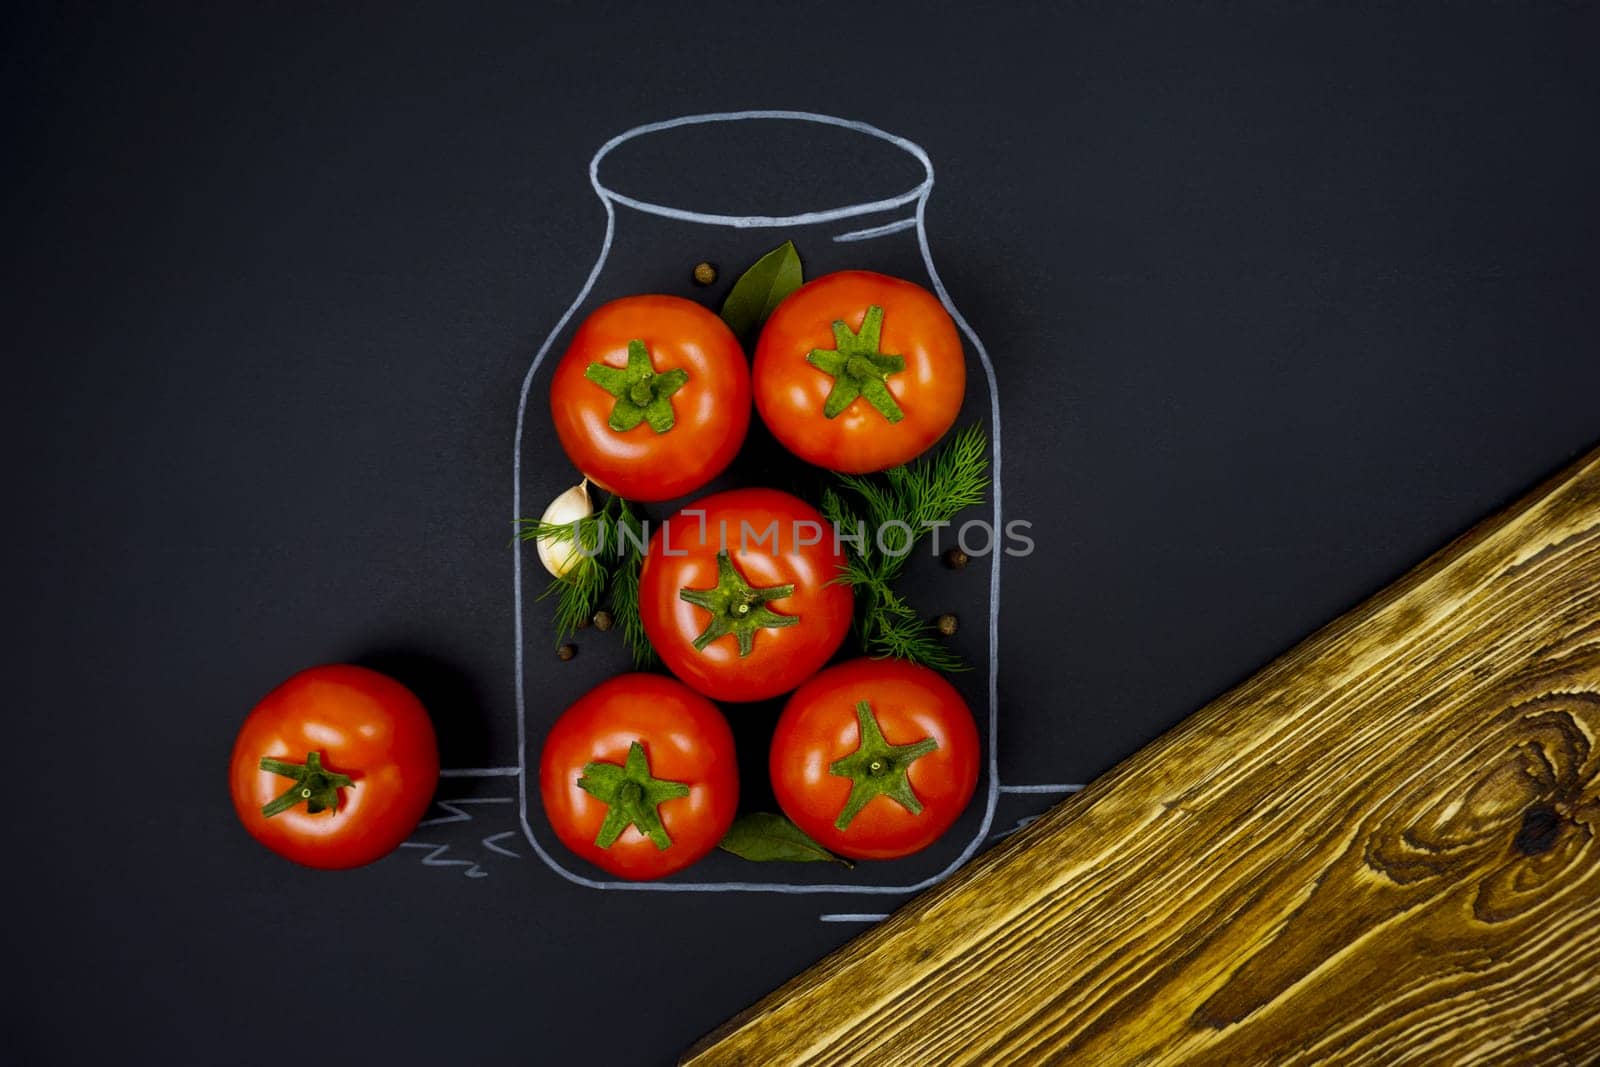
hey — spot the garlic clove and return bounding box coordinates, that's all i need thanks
[537,481,594,579]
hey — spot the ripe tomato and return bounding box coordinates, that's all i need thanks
[539,673,738,880]
[550,295,750,502]
[229,665,439,870]
[639,488,853,703]
[770,658,979,860]
[753,270,965,473]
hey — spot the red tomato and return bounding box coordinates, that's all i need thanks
[753,270,965,473]
[551,295,750,502]
[639,488,853,703]
[770,658,979,860]
[229,665,439,870]
[539,673,738,880]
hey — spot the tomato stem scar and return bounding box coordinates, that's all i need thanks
[677,550,800,657]
[258,750,355,818]
[828,701,938,830]
[576,740,690,850]
[584,339,690,433]
[805,305,907,423]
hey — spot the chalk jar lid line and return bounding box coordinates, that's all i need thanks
[587,110,935,230]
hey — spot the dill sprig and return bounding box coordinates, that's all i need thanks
[823,424,990,671]
[516,493,656,666]
[608,504,654,667]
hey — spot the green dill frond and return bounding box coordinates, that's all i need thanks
[818,486,856,541]
[521,490,652,656]
[612,498,650,562]
[540,556,607,645]
[516,511,600,548]
[832,554,882,591]
[823,425,991,672]
[834,472,899,531]
[820,486,874,568]
[891,423,990,527]
[873,582,919,621]
[608,502,656,667]
[925,424,991,519]
[870,613,971,673]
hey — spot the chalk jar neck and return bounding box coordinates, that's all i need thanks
[590,112,933,235]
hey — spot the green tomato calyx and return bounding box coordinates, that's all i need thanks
[828,701,938,830]
[677,550,800,657]
[259,750,355,818]
[585,339,690,433]
[805,305,906,423]
[577,741,690,850]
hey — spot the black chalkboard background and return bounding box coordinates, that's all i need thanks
[7,3,1599,1064]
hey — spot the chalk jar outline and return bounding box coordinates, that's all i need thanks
[505,110,1026,894]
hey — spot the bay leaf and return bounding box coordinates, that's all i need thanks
[717,811,852,866]
[719,240,803,344]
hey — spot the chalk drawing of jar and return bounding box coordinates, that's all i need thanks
[512,111,1017,896]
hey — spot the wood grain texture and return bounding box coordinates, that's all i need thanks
[685,447,1600,1067]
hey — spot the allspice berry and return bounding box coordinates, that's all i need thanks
[556,643,577,661]
[943,547,969,570]
[592,610,614,632]
[936,613,959,636]
[692,261,717,286]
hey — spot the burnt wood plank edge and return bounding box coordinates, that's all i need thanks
[684,446,1600,1066]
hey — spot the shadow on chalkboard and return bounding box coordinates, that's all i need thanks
[352,647,491,770]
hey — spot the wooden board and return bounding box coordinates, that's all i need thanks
[684,445,1600,1066]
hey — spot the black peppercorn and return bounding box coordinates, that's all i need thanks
[943,547,969,570]
[556,643,577,661]
[592,610,614,632]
